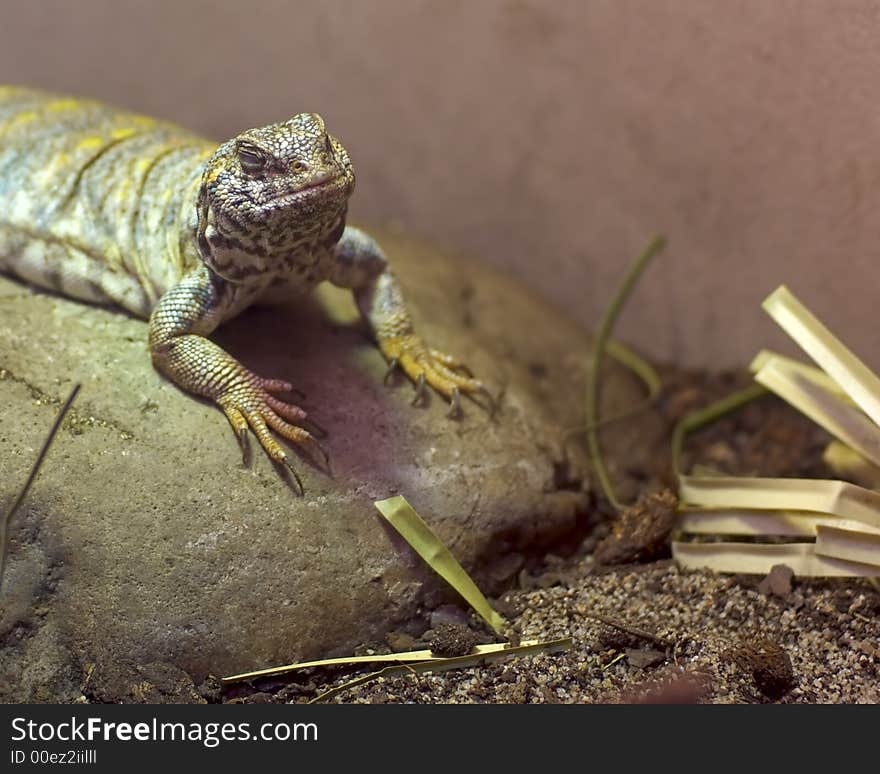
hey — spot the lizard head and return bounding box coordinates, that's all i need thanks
[197,113,355,282]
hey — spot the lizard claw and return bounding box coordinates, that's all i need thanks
[237,427,251,465]
[302,433,331,470]
[381,335,492,417]
[475,383,500,418]
[383,358,400,385]
[447,386,461,418]
[411,372,427,406]
[300,416,328,439]
[277,454,304,496]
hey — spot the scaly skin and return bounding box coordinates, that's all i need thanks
[0,86,491,487]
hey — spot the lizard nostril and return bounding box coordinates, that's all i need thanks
[311,169,332,186]
[291,160,308,173]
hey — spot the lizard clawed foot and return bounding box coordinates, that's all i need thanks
[217,372,330,493]
[380,336,496,417]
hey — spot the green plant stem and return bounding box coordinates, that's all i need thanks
[586,235,666,512]
[585,339,663,431]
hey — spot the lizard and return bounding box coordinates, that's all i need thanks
[0,86,492,490]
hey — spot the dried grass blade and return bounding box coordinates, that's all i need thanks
[374,495,507,635]
[754,355,880,466]
[679,475,880,528]
[762,286,880,426]
[672,540,880,577]
[308,638,572,704]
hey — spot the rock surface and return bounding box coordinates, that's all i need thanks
[0,226,645,702]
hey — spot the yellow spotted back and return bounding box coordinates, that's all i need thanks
[0,86,214,316]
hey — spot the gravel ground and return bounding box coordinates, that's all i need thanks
[226,368,880,705]
[291,560,878,704]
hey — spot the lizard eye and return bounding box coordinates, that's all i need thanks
[236,143,267,175]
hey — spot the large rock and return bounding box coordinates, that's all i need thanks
[0,227,645,702]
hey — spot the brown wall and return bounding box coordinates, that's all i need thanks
[3,0,880,368]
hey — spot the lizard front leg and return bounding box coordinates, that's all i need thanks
[149,266,326,491]
[330,226,494,415]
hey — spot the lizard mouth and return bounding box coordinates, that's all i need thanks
[267,177,341,207]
